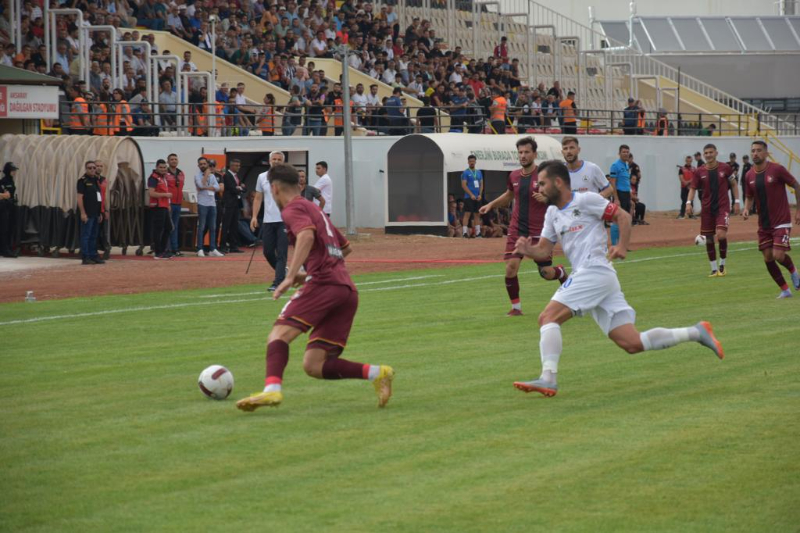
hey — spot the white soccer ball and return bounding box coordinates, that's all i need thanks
[198,365,234,400]
[695,234,707,246]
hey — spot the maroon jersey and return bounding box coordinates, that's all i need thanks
[281,197,355,289]
[745,162,798,230]
[507,167,548,240]
[691,162,734,215]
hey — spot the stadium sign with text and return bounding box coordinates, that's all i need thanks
[0,85,59,119]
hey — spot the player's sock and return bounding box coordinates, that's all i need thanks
[539,323,562,384]
[321,358,367,380]
[506,276,521,310]
[639,327,700,351]
[365,365,381,381]
[777,254,796,274]
[705,240,717,271]
[462,226,468,236]
[263,340,290,390]
[475,225,481,236]
[719,239,728,260]
[766,260,789,290]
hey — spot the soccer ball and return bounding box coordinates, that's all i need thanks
[695,235,707,246]
[198,365,234,400]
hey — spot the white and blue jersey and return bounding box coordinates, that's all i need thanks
[461,168,483,198]
[570,161,610,194]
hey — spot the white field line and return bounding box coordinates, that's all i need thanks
[0,243,787,327]
[195,274,446,299]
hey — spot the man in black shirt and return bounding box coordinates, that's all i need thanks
[727,152,740,210]
[299,170,325,209]
[740,154,752,210]
[0,162,18,257]
[221,159,245,253]
[77,161,105,265]
[416,96,437,133]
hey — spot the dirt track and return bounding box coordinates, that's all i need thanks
[0,212,763,303]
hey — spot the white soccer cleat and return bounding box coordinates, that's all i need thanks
[197,250,205,257]
[209,249,224,257]
[777,289,793,299]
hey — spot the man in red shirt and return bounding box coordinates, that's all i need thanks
[147,159,173,260]
[686,144,740,277]
[480,137,567,316]
[493,36,508,59]
[166,153,185,256]
[743,140,800,298]
[237,164,395,412]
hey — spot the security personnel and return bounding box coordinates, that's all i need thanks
[67,87,91,135]
[112,89,133,135]
[0,162,18,257]
[147,159,173,259]
[77,161,105,264]
[166,153,185,255]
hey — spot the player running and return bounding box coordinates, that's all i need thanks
[237,164,394,412]
[561,136,614,199]
[511,161,723,398]
[686,144,740,277]
[479,137,567,317]
[743,140,800,298]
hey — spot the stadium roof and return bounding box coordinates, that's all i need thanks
[0,65,62,86]
[598,16,800,54]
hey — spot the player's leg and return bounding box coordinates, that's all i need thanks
[761,236,792,298]
[505,257,523,315]
[701,212,718,276]
[306,287,395,407]
[513,300,573,396]
[236,324,304,411]
[461,204,471,237]
[772,229,799,290]
[716,223,728,276]
[609,322,723,359]
[473,212,481,237]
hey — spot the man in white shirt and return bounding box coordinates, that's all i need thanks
[314,161,333,216]
[310,30,328,57]
[512,160,724,398]
[561,136,613,198]
[351,83,369,125]
[178,51,197,72]
[250,151,289,292]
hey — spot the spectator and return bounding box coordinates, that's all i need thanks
[0,162,18,257]
[740,154,752,205]
[95,161,110,260]
[283,85,304,136]
[251,151,289,292]
[449,85,469,132]
[447,198,462,237]
[299,169,325,209]
[694,151,705,168]
[481,209,505,238]
[221,159,245,253]
[622,97,638,135]
[179,50,197,72]
[194,156,224,257]
[559,90,577,134]
[416,96,437,133]
[158,79,178,129]
[493,36,508,59]
[351,83,369,125]
[655,108,669,136]
[256,93,277,136]
[631,187,648,225]
[166,154,185,256]
[314,161,333,217]
[147,159,173,260]
[384,87,406,135]
[304,83,326,136]
[677,155,695,219]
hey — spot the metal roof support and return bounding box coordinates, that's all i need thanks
[607,61,634,111]
[532,24,556,88]
[556,36,583,107]
[151,54,181,131]
[179,72,213,137]
[504,11,531,85]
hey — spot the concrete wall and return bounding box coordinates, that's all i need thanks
[133,134,800,229]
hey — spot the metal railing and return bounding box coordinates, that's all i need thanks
[56,101,788,137]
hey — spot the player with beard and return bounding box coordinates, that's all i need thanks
[511,161,724,397]
[686,144,740,277]
[743,140,800,298]
[480,137,567,317]
[560,137,613,198]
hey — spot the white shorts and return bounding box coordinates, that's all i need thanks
[551,266,636,336]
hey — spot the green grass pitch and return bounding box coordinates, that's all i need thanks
[1,242,798,532]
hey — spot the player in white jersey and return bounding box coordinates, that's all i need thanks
[561,136,614,197]
[511,161,724,397]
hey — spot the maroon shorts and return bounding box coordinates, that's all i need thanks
[275,283,358,356]
[700,210,729,236]
[504,234,552,266]
[758,227,791,252]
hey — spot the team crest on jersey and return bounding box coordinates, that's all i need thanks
[768,176,774,183]
[572,208,581,218]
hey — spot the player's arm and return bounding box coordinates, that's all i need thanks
[514,235,555,263]
[743,194,754,220]
[480,189,513,214]
[479,173,484,201]
[729,175,741,215]
[77,192,88,222]
[250,191,263,231]
[274,228,314,299]
[608,204,632,260]
[685,186,698,217]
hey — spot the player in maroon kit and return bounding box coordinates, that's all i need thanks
[685,144,740,276]
[479,137,567,316]
[743,140,800,298]
[236,164,395,412]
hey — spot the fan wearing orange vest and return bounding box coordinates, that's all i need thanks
[654,108,669,136]
[111,89,133,136]
[489,87,507,134]
[558,91,578,135]
[67,87,91,135]
[92,90,114,136]
[190,87,209,137]
[257,93,277,136]
[148,159,174,260]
